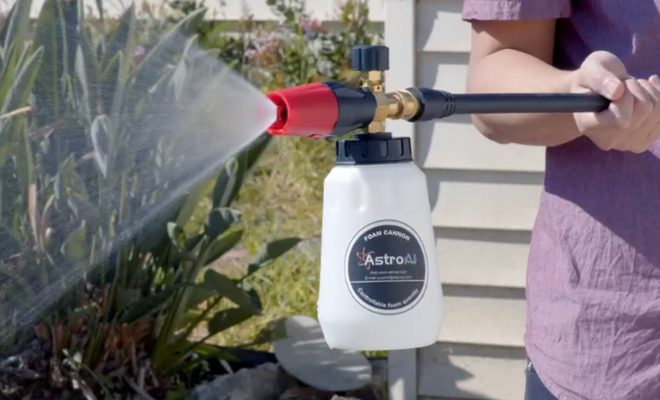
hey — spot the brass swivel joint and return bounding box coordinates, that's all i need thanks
[351,46,421,133]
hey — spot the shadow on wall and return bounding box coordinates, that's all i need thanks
[414,0,467,54]
[416,341,528,399]
[415,115,472,165]
[423,164,544,218]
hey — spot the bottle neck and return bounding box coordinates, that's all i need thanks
[335,132,413,166]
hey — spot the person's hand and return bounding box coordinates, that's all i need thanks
[571,51,660,153]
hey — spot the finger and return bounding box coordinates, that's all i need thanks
[583,51,630,80]
[607,80,635,129]
[625,79,655,131]
[638,78,660,101]
[578,62,626,100]
[650,74,660,94]
[578,72,625,100]
[637,78,660,130]
[628,78,660,152]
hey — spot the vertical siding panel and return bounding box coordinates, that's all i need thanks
[384,2,419,400]
[406,0,540,399]
[384,0,417,152]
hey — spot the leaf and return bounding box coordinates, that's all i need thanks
[99,50,121,115]
[184,286,215,311]
[0,264,35,297]
[53,154,98,220]
[207,308,254,337]
[121,283,193,324]
[202,269,260,314]
[101,4,136,68]
[167,222,186,251]
[0,47,43,116]
[60,0,79,79]
[174,177,214,230]
[167,343,239,375]
[192,342,239,362]
[242,133,273,171]
[61,220,88,261]
[245,238,302,278]
[204,208,241,241]
[13,116,31,186]
[32,0,67,124]
[15,117,36,244]
[212,134,271,208]
[242,317,288,348]
[0,42,20,105]
[169,35,198,102]
[0,0,32,54]
[211,157,241,210]
[203,229,243,265]
[130,8,207,93]
[76,26,99,121]
[73,46,90,122]
[105,6,137,120]
[90,114,110,177]
[117,288,141,311]
[185,233,203,252]
[54,154,88,202]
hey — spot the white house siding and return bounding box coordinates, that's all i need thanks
[6,0,384,22]
[385,0,543,399]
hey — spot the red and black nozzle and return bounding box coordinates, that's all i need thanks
[266,81,377,138]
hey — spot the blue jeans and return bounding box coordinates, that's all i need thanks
[525,361,559,400]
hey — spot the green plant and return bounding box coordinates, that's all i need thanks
[0,0,303,397]
[0,0,208,350]
[29,140,301,396]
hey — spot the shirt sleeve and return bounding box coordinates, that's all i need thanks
[462,0,571,21]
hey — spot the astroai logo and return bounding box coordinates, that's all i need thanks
[355,248,418,270]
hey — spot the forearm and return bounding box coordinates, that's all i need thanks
[467,48,580,146]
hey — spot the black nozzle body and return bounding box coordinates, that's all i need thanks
[407,87,611,121]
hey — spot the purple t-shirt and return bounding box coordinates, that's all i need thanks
[462,1,660,400]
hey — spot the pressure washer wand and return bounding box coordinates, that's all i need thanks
[265,45,610,138]
[408,89,609,120]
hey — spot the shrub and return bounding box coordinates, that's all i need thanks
[0,0,302,398]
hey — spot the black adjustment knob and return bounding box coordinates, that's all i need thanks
[350,45,389,71]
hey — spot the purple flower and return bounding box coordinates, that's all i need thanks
[134,45,146,58]
[299,14,322,34]
[245,49,257,59]
[253,31,282,54]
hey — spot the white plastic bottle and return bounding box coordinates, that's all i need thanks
[317,133,443,351]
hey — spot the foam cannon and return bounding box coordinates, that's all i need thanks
[266,45,609,138]
[264,45,609,352]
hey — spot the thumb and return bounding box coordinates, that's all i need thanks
[578,51,627,100]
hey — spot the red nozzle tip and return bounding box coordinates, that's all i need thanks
[266,83,339,138]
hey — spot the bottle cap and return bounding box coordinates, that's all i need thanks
[335,133,413,165]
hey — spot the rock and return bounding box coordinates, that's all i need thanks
[191,362,286,400]
[273,315,372,392]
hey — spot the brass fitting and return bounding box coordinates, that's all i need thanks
[360,70,421,133]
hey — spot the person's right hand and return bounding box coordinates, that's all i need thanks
[571,51,660,153]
